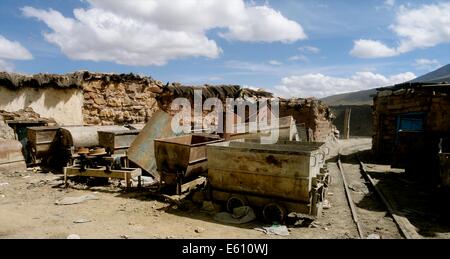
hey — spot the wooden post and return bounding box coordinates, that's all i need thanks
[343,108,352,139]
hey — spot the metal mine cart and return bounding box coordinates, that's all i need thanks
[154,134,224,194]
[207,139,330,222]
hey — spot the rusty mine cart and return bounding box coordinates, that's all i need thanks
[206,139,331,222]
[154,134,224,194]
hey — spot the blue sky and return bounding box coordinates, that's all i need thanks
[0,0,449,98]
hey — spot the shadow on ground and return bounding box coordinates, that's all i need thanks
[341,149,450,237]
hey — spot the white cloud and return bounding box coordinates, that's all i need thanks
[298,45,320,54]
[353,3,450,58]
[221,5,307,43]
[394,3,450,53]
[0,35,33,72]
[225,60,283,73]
[0,35,33,60]
[23,1,306,66]
[274,71,416,98]
[0,59,14,72]
[268,60,283,66]
[350,39,398,58]
[288,55,308,62]
[385,0,395,7]
[413,58,441,70]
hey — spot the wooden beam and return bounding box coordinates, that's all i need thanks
[64,166,141,189]
[358,158,422,239]
[343,108,352,139]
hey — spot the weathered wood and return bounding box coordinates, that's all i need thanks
[64,166,141,188]
[343,108,351,139]
[337,156,364,239]
[358,158,422,239]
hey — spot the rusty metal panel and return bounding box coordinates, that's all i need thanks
[207,140,326,203]
[98,130,140,154]
[27,126,60,161]
[154,134,223,185]
[127,111,179,177]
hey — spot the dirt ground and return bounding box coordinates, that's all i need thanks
[0,138,448,239]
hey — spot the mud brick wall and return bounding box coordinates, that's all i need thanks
[0,72,336,142]
[373,88,450,169]
[279,99,335,142]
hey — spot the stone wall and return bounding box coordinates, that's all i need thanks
[80,74,163,125]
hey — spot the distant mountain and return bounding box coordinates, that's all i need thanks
[321,88,376,106]
[322,64,450,106]
[410,64,450,83]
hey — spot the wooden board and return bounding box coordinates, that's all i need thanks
[64,166,141,188]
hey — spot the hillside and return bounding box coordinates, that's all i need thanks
[410,64,450,83]
[321,64,450,106]
[321,88,376,106]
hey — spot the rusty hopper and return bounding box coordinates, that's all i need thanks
[27,126,60,164]
[154,134,223,192]
[98,130,141,155]
[207,139,330,221]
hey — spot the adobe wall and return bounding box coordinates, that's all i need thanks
[0,87,83,125]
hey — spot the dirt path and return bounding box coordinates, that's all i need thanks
[0,138,408,239]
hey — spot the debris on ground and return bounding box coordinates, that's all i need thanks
[254,225,290,236]
[120,235,129,239]
[309,222,321,229]
[67,234,81,239]
[367,233,381,239]
[200,201,220,214]
[323,199,332,209]
[73,219,92,224]
[55,194,99,205]
[27,179,48,189]
[0,182,9,187]
[194,226,205,234]
[213,206,256,224]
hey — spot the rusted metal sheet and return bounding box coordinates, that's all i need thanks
[0,139,26,172]
[27,126,60,163]
[127,111,179,177]
[154,134,223,186]
[207,139,328,217]
[98,130,140,154]
[226,116,299,141]
[60,126,129,148]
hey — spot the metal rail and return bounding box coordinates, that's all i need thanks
[337,154,364,239]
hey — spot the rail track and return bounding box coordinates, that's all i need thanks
[336,145,421,239]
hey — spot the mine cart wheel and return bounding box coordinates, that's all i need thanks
[226,195,248,213]
[263,203,287,224]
